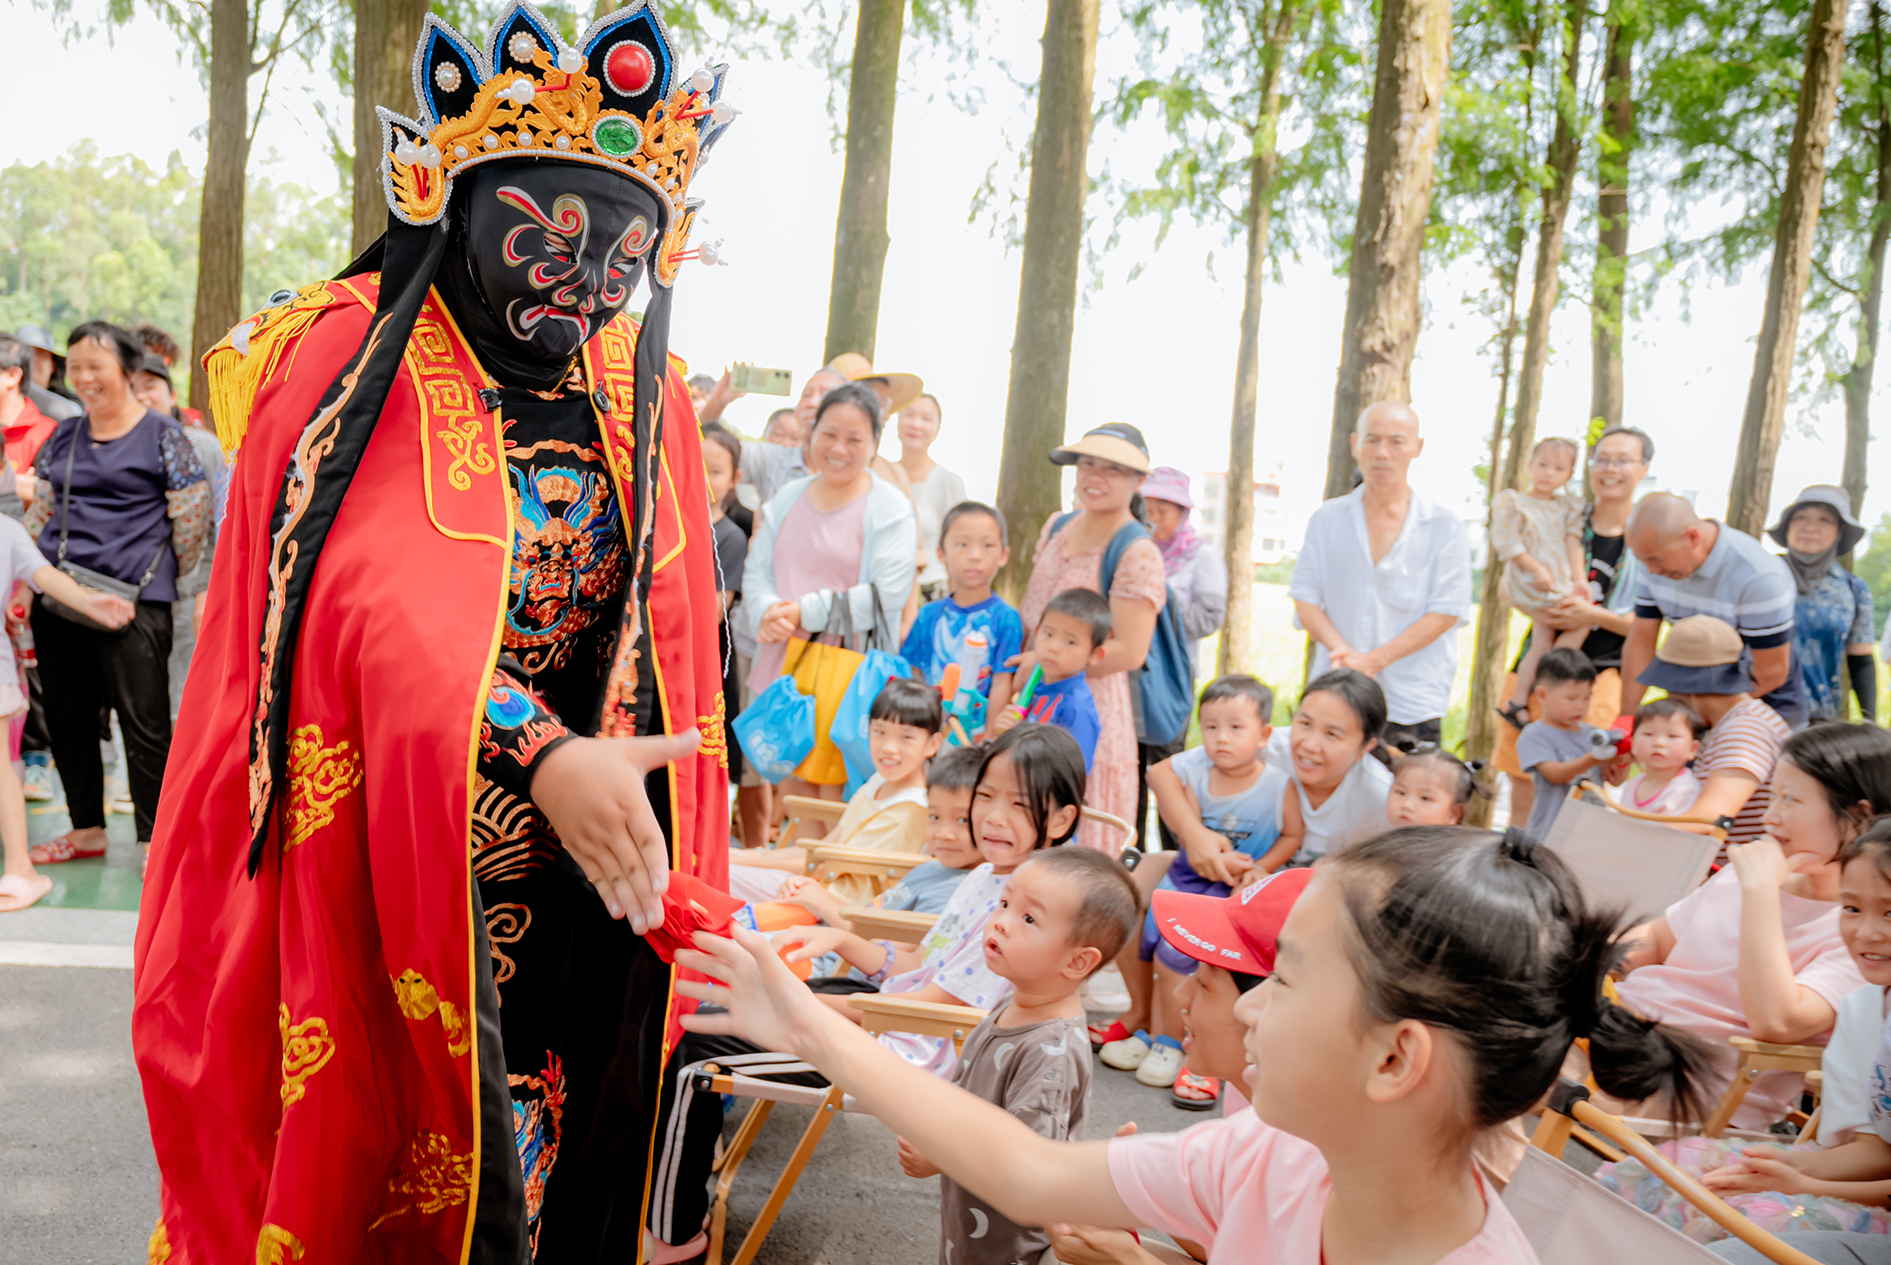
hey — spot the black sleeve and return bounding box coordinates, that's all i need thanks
[1850,652,1877,723]
[476,657,576,801]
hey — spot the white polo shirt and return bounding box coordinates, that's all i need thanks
[1288,486,1472,725]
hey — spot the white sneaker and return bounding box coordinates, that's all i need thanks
[1099,1029,1152,1071]
[21,762,52,802]
[1081,963,1131,1013]
[1135,1037,1186,1088]
[110,791,135,815]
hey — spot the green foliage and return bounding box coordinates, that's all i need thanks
[1101,0,1364,280]
[1253,557,1296,585]
[1640,0,1891,407]
[1855,511,1891,638]
[0,142,349,356]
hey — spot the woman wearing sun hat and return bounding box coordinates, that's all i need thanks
[1766,485,1876,724]
[1018,423,1168,850]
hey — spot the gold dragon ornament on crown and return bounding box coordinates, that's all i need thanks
[377,1,735,287]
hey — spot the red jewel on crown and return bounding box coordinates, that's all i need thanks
[606,41,654,96]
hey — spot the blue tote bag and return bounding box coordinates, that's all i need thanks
[731,673,816,784]
[831,647,915,796]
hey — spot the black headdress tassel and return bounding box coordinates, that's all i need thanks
[245,220,449,875]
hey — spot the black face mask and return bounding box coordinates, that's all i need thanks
[436,160,663,390]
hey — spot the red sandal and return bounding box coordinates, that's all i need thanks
[1088,1020,1132,1051]
[28,836,107,865]
[1170,1067,1221,1111]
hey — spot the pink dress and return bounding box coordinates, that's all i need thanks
[1021,516,1167,851]
[746,491,869,692]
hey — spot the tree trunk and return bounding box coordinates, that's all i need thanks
[1219,0,1297,677]
[821,0,905,364]
[352,0,431,256]
[1727,0,1847,538]
[1504,0,1590,493]
[994,0,1100,601]
[1589,7,1632,442]
[1463,214,1530,829]
[1320,0,1451,499]
[189,0,251,418]
[1843,0,1891,550]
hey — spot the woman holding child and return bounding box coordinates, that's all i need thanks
[1019,423,1168,850]
[744,380,918,805]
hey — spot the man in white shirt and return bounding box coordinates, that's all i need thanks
[1288,401,1472,750]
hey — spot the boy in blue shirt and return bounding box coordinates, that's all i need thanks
[901,501,1024,710]
[991,587,1106,773]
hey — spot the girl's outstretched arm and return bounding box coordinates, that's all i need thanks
[677,927,1138,1230]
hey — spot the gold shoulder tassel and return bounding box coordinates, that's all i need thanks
[201,282,346,457]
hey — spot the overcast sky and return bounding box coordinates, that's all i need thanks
[13,2,1887,550]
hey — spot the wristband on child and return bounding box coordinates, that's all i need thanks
[865,939,897,984]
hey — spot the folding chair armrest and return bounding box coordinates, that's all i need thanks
[804,845,931,880]
[781,795,846,824]
[853,995,987,1047]
[1727,1036,1824,1071]
[1080,806,1134,853]
[842,906,937,944]
[1579,779,1733,837]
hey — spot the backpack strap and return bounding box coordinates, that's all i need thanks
[1098,520,1153,600]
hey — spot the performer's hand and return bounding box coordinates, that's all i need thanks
[677,925,832,1056]
[532,729,701,934]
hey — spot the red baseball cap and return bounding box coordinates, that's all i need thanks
[1150,867,1315,976]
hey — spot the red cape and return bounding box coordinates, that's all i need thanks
[135,276,729,1264]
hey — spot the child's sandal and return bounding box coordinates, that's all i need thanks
[1495,701,1530,732]
[1170,1068,1220,1111]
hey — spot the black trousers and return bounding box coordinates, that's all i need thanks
[1380,717,1442,755]
[1135,738,1185,851]
[31,599,173,841]
[646,981,869,1245]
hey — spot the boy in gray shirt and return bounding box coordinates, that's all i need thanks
[895,848,1141,1265]
[1515,647,1616,841]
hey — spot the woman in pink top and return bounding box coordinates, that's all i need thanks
[674,826,1707,1265]
[743,381,917,804]
[1018,423,1167,850]
[1611,724,1891,1128]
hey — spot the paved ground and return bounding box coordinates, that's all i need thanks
[0,941,1200,1265]
[0,749,1201,1265]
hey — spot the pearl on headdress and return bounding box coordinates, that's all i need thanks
[689,68,715,94]
[483,133,499,149]
[454,144,468,160]
[554,134,570,149]
[419,143,442,168]
[434,61,463,93]
[508,77,537,105]
[710,101,737,125]
[509,31,537,62]
[696,242,719,266]
[393,138,421,167]
[557,48,583,74]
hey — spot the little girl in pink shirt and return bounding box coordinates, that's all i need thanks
[1618,697,1705,816]
[674,825,1708,1265]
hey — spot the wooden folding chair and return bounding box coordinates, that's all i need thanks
[802,843,931,899]
[1529,1080,1823,1265]
[1082,806,1135,855]
[841,905,937,946]
[778,794,845,845]
[697,996,985,1265]
[1539,780,1725,928]
[1702,1036,1824,1139]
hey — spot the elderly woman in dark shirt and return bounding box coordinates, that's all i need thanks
[23,321,208,864]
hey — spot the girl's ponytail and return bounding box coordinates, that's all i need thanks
[1328,825,1712,1133]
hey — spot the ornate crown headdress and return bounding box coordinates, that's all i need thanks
[378,0,735,286]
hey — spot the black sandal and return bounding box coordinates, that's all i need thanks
[1496,701,1531,732]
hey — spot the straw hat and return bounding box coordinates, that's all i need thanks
[826,352,923,416]
[1049,423,1153,475]
[1635,615,1752,696]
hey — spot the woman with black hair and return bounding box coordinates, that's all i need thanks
[22,320,207,864]
[743,381,918,814]
[1018,422,1166,850]
[1609,723,1891,1132]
